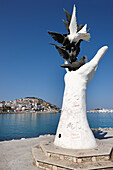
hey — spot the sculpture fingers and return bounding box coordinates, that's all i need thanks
[90,46,108,66]
[77,46,108,76]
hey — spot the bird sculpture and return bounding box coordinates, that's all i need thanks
[63,8,83,33]
[67,5,90,43]
[48,4,91,72]
[62,19,70,33]
[48,31,84,53]
[63,8,71,23]
[50,41,81,63]
[49,43,65,49]
[48,31,68,46]
[61,56,87,71]
[48,31,76,52]
[55,44,77,63]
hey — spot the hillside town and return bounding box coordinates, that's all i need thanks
[0,97,60,113]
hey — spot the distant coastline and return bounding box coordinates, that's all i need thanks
[88,108,113,113]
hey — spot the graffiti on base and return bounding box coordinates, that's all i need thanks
[71,132,81,140]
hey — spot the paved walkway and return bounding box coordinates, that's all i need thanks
[0,130,113,170]
[0,135,53,170]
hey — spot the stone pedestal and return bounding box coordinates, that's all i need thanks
[32,132,113,169]
[54,46,108,149]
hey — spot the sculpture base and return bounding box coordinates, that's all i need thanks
[32,132,113,169]
[54,127,97,149]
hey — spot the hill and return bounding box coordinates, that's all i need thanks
[0,97,60,113]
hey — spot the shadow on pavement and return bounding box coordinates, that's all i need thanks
[93,130,113,140]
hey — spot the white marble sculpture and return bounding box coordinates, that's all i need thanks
[54,46,108,149]
[48,4,108,149]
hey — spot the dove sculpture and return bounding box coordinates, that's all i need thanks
[67,5,90,43]
[61,56,87,71]
[50,42,81,63]
[63,8,84,33]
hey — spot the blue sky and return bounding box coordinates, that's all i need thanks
[0,0,113,110]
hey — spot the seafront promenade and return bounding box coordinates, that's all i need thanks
[0,128,113,170]
[0,135,53,170]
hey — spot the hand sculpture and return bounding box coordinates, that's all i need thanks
[54,46,108,149]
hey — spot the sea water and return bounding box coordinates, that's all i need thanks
[0,112,113,141]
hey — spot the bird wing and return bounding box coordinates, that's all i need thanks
[63,9,71,22]
[71,59,85,69]
[75,41,81,56]
[87,27,91,33]
[48,31,65,44]
[78,24,87,33]
[55,46,69,60]
[77,25,84,32]
[62,19,69,32]
[49,43,63,48]
[78,33,90,42]
[69,4,77,35]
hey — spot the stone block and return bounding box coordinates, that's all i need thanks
[73,157,77,162]
[77,158,82,163]
[39,163,50,169]
[53,165,58,170]
[110,149,113,161]
[39,162,45,169]
[83,157,92,162]
[97,155,105,161]
[51,153,60,159]
[92,156,96,162]
[64,155,72,161]
[35,160,39,167]
[60,155,64,160]
[57,167,65,170]
[104,156,109,161]
[47,152,51,157]
[47,164,53,170]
